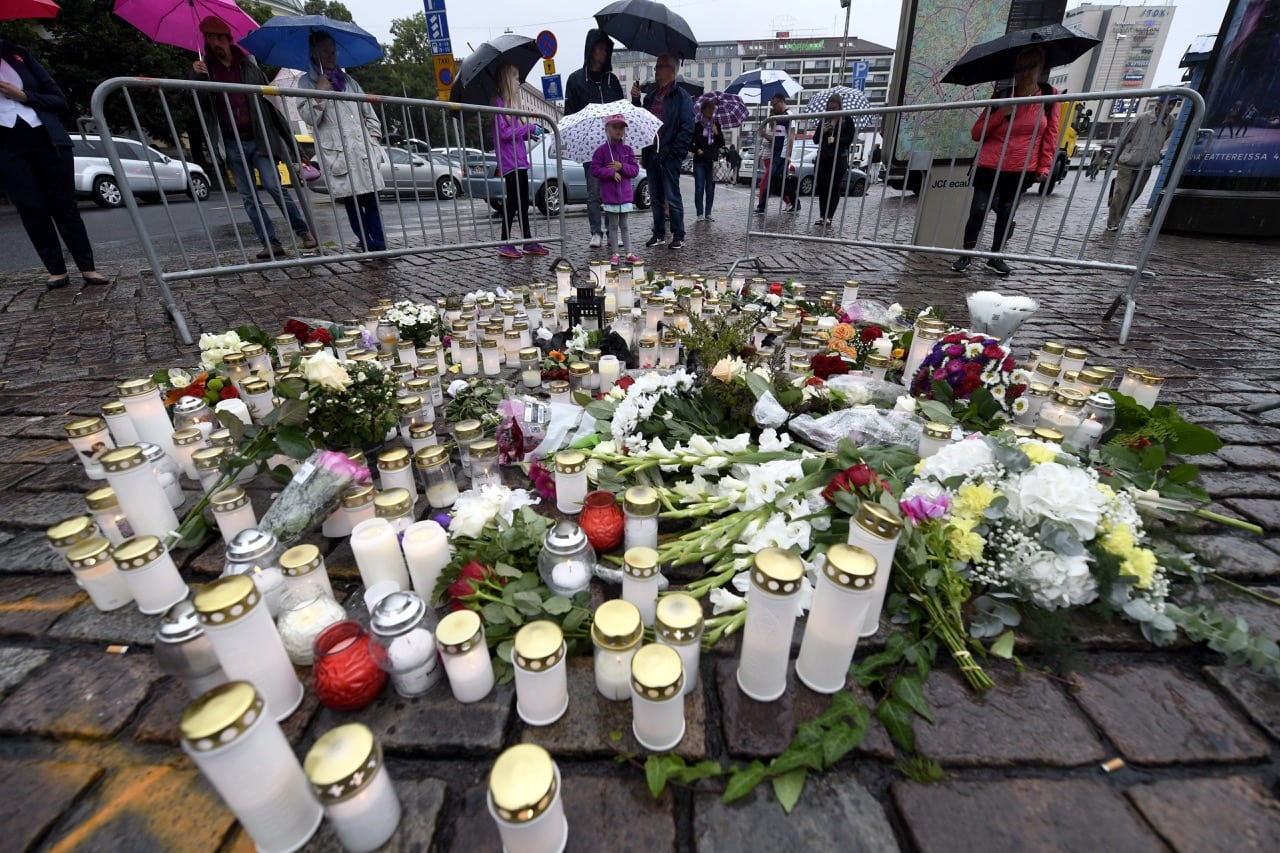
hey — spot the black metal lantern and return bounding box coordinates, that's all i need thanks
[567,280,605,332]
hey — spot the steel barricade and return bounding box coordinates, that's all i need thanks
[89,77,572,344]
[735,86,1204,345]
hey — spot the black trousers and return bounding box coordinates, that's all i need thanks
[0,120,96,276]
[815,158,846,219]
[962,166,1025,253]
[501,168,531,241]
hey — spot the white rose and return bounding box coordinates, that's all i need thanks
[894,395,917,413]
[710,357,745,383]
[302,351,352,391]
[447,379,470,398]
[449,490,499,538]
[1006,462,1105,540]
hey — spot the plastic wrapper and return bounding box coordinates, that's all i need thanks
[593,562,670,591]
[840,298,909,331]
[258,450,372,545]
[790,406,925,452]
[824,374,910,406]
[535,404,598,458]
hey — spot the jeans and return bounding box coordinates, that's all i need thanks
[692,161,715,216]
[646,152,684,241]
[584,168,603,236]
[343,192,385,250]
[223,138,308,245]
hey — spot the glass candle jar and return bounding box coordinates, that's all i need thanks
[1130,371,1165,409]
[1037,387,1088,436]
[304,723,402,853]
[554,450,587,515]
[170,426,206,481]
[864,352,890,382]
[101,399,141,446]
[191,445,227,493]
[436,609,495,703]
[222,527,286,618]
[351,517,412,590]
[537,519,596,598]
[401,519,451,600]
[597,355,621,394]
[279,543,334,600]
[487,744,568,853]
[65,536,133,612]
[277,586,347,665]
[581,349,602,391]
[210,487,257,543]
[138,442,185,509]
[116,377,178,462]
[659,334,680,368]
[370,591,441,698]
[622,547,661,627]
[515,348,540,390]
[511,620,568,726]
[469,438,502,490]
[377,447,419,505]
[457,336,479,376]
[917,421,954,459]
[1068,393,1118,452]
[181,682,322,852]
[100,446,181,539]
[312,620,387,712]
[480,337,502,376]
[565,362,589,396]
[407,422,438,455]
[342,483,377,529]
[113,534,189,615]
[1034,341,1065,372]
[591,599,643,701]
[374,486,415,534]
[85,486,133,545]
[195,575,304,721]
[1014,382,1053,427]
[155,597,227,698]
[902,317,947,389]
[630,643,685,752]
[797,544,877,694]
[45,515,99,565]
[240,377,274,422]
[454,419,483,478]
[274,333,301,366]
[578,490,624,552]
[736,548,804,702]
[1059,347,1088,376]
[64,416,115,480]
[655,593,704,696]
[847,503,905,637]
[548,379,571,404]
[622,485,660,552]
[415,445,459,509]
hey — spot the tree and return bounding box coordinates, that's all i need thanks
[354,12,456,145]
[302,1,354,23]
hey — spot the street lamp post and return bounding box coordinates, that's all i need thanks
[1105,33,1129,140]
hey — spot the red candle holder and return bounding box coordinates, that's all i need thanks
[312,620,387,712]
[578,490,625,552]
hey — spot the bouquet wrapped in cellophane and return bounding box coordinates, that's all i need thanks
[258,450,373,544]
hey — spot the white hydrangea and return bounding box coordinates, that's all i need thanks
[917,437,998,483]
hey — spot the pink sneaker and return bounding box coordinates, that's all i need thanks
[626,253,642,263]
[609,254,620,264]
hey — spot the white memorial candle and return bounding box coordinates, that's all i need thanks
[848,503,904,637]
[736,548,804,702]
[64,416,115,480]
[630,643,686,752]
[401,520,451,600]
[487,745,568,853]
[116,378,178,462]
[511,621,569,726]
[112,535,188,615]
[591,599,643,701]
[349,518,411,591]
[597,355,621,393]
[65,536,133,611]
[655,593,704,696]
[437,610,495,704]
[100,446,181,540]
[305,724,402,853]
[796,545,877,694]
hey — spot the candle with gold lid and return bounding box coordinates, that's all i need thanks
[469,438,502,490]
[437,609,495,703]
[1032,427,1065,445]
[548,379,571,404]
[1037,387,1087,436]
[45,514,99,562]
[520,347,542,389]
[630,643,685,751]
[554,450,587,515]
[374,488,414,534]
[274,332,301,366]
[1014,382,1053,427]
[1032,360,1063,387]
[1131,371,1165,409]
[623,485,659,551]
[351,517,411,591]
[487,744,568,853]
[210,487,257,543]
[240,377,274,422]
[170,426,206,480]
[100,399,140,446]
[864,352,890,382]
[797,544,877,694]
[1059,346,1088,376]
[511,620,568,726]
[180,682,322,851]
[655,593,704,696]
[113,534,188,615]
[414,445,458,509]
[736,548,804,702]
[848,503,904,637]
[902,317,947,389]
[64,416,114,480]
[116,377,178,463]
[1035,341,1065,369]
[279,542,333,599]
[65,536,133,612]
[100,446,181,539]
[592,599,643,701]
[191,445,228,492]
[622,547,661,627]
[378,446,418,504]
[917,421,954,459]
[454,418,483,477]
[85,486,133,545]
[305,723,402,853]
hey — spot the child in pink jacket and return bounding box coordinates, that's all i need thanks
[589,115,642,263]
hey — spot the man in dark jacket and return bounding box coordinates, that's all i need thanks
[631,54,694,251]
[564,30,623,250]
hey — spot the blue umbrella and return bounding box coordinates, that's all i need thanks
[724,68,802,105]
[239,15,384,72]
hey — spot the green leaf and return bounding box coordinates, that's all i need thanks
[217,411,246,442]
[744,370,773,400]
[513,590,544,616]
[875,697,916,752]
[645,754,670,798]
[269,463,295,484]
[502,605,521,624]
[722,761,767,804]
[584,400,617,420]
[1139,444,1167,472]
[572,390,595,407]
[481,603,509,625]
[543,596,573,615]
[990,629,1017,659]
[891,672,935,724]
[820,710,870,766]
[274,425,314,460]
[1169,419,1223,456]
[771,768,807,814]
[562,608,588,634]
[493,563,524,579]
[918,399,956,424]
[1164,463,1199,485]
[609,730,623,742]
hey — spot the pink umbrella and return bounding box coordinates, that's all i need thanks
[113,0,259,55]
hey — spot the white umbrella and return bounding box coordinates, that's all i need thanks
[556,99,663,163]
[724,68,802,105]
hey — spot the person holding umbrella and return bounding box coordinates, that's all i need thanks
[690,100,724,221]
[493,63,548,259]
[0,38,111,288]
[952,46,1059,276]
[564,29,624,249]
[191,16,316,260]
[299,33,385,252]
[813,94,856,227]
[631,53,693,251]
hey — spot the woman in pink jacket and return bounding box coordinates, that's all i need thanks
[493,64,548,259]
[953,47,1060,276]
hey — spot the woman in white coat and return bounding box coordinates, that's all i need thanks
[299,34,386,251]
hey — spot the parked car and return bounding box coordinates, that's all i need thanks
[463,137,650,215]
[738,141,868,197]
[308,146,464,200]
[72,135,210,208]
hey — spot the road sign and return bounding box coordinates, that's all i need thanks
[542,58,556,76]
[429,38,452,56]
[850,60,869,91]
[851,78,866,92]
[425,12,450,43]
[536,30,558,59]
[541,74,563,101]
[434,54,455,101]
[423,0,447,10]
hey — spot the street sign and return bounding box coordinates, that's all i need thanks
[850,60,869,91]
[542,58,556,76]
[536,30,558,59]
[429,38,452,56]
[423,0,447,10]
[851,78,866,92]
[434,54,455,101]
[425,12,450,43]
[541,74,563,101]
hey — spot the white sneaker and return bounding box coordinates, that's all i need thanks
[589,233,602,248]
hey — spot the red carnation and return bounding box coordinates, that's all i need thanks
[309,328,333,345]
[1002,356,1016,371]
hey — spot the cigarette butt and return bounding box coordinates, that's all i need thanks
[1101,757,1125,773]
[106,644,129,655]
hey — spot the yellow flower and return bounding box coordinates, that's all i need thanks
[947,525,986,562]
[954,483,997,517]
[891,347,906,360]
[1101,524,1136,556]
[1120,548,1158,589]
[1021,441,1057,465]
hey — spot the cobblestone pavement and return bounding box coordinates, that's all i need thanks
[0,176,1278,851]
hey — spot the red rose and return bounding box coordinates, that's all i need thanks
[309,328,333,345]
[284,319,310,339]
[860,326,884,342]
[447,561,494,611]
[810,354,849,381]
[821,463,883,504]
[219,385,240,400]
[805,376,825,387]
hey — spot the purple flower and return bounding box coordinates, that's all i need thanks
[900,492,950,523]
[432,512,452,529]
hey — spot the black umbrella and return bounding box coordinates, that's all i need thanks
[941,24,1101,86]
[594,0,698,62]
[453,33,542,106]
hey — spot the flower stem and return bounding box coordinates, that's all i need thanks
[1209,573,1280,607]
[1194,509,1264,535]
[916,589,994,691]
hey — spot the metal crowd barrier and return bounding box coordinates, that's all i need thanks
[90,77,571,344]
[735,86,1204,344]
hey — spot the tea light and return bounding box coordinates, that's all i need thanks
[305,724,402,853]
[279,543,334,599]
[116,377,178,463]
[181,682,322,851]
[598,355,621,393]
[401,519,451,599]
[796,545,877,694]
[64,416,115,480]
[481,337,502,376]
[554,450,587,515]
[65,536,133,611]
[195,575,305,720]
[622,547,661,627]
[415,446,459,509]
[210,487,257,543]
[511,620,568,726]
[847,503,904,637]
[370,591,442,697]
[630,643,685,752]
[736,548,804,702]
[100,446,181,540]
[170,426,206,480]
[591,599,643,701]
[85,487,133,545]
[154,597,227,698]
[113,535,188,615]
[350,518,412,591]
[100,399,140,446]
[276,586,346,665]
[655,593,704,696]
[487,744,568,853]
